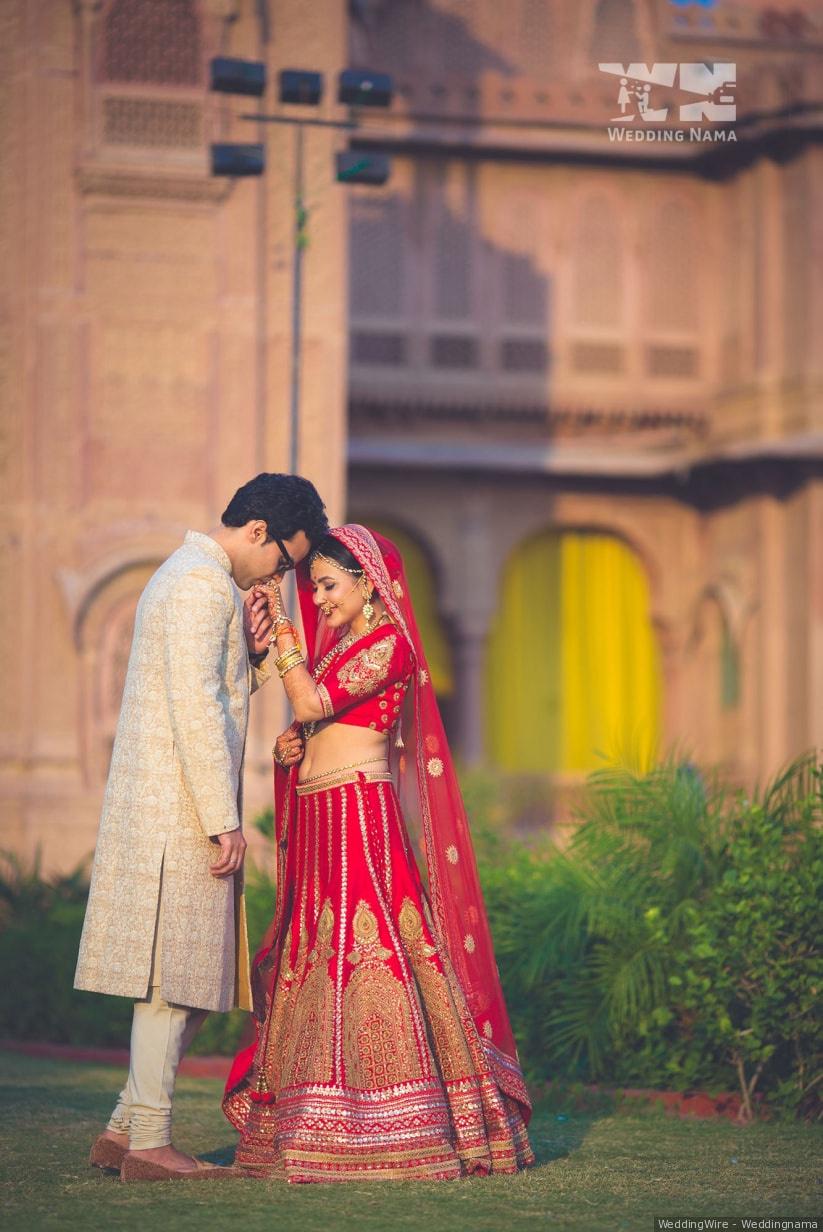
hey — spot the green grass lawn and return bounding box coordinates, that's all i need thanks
[0,1054,819,1232]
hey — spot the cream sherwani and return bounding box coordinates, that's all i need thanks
[75,531,266,1013]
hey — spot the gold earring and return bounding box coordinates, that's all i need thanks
[363,590,375,624]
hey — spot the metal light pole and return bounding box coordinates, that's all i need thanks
[211,62,393,480]
[289,124,305,478]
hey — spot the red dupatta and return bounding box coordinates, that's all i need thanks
[237,524,530,1119]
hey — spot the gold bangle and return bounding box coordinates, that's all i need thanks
[275,644,303,664]
[275,650,304,673]
[278,657,304,679]
[275,645,302,661]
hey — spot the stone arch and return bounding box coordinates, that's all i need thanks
[60,542,172,784]
[643,192,702,334]
[686,587,742,775]
[485,524,662,775]
[350,512,455,701]
[576,0,655,75]
[570,192,625,331]
[78,561,160,785]
[491,505,669,642]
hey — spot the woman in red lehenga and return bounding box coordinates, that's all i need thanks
[223,524,534,1182]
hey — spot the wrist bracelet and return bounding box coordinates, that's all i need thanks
[275,647,304,671]
[278,657,304,679]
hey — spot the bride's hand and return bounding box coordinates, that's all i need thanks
[274,728,304,769]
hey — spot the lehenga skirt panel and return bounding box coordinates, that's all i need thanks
[223,772,534,1183]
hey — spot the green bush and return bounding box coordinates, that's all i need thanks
[0,849,278,1056]
[482,755,822,1121]
[649,761,822,1120]
[1,755,819,1121]
[0,853,133,1047]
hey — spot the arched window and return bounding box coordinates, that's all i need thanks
[688,593,740,773]
[643,196,702,379]
[589,0,643,64]
[358,520,454,698]
[572,195,623,330]
[350,195,405,319]
[485,530,661,774]
[644,198,699,333]
[78,562,159,783]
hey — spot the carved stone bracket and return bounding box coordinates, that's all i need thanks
[76,162,233,202]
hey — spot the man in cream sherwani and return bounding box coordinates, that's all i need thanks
[75,473,328,1181]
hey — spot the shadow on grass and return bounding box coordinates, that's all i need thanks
[528,1109,605,1167]
[199,1142,238,1167]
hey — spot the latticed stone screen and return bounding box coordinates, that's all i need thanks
[102,98,202,148]
[94,0,204,154]
[101,0,201,86]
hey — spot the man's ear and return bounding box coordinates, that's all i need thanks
[248,519,268,545]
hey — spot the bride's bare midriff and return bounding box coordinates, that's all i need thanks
[297,718,390,782]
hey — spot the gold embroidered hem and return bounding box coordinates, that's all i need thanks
[223,775,534,1183]
[295,768,393,796]
[225,1080,533,1183]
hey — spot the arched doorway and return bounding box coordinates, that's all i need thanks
[485,530,661,774]
[356,518,455,723]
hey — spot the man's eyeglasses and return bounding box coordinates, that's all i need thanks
[274,537,295,574]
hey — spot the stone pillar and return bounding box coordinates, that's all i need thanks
[440,492,498,767]
[451,625,488,767]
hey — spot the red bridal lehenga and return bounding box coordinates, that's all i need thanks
[223,525,534,1182]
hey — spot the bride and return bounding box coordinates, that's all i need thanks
[223,524,534,1182]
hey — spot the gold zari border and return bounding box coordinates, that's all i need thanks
[296,769,392,796]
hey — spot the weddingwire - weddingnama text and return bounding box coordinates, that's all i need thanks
[654,1220,819,1231]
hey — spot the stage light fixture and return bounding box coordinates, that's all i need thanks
[336,150,391,185]
[338,70,393,108]
[279,70,324,106]
[210,56,266,98]
[211,143,265,177]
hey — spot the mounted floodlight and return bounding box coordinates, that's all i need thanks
[336,150,391,186]
[211,143,265,177]
[338,69,393,108]
[279,69,324,106]
[210,56,266,98]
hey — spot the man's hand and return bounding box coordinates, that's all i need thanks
[209,828,247,878]
[244,587,273,657]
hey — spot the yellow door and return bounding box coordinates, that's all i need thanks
[485,531,660,774]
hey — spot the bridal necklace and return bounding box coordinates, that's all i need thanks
[311,611,390,682]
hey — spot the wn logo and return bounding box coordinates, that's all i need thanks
[598,63,736,124]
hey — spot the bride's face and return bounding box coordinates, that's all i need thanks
[310,559,369,628]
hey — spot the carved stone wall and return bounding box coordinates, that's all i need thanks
[0,0,348,871]
[347,0,823,791]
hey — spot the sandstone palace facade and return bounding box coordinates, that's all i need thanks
[1,0,821,868]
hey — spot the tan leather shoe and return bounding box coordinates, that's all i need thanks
[89,1133,128,1172]
[120,1153,239,1182]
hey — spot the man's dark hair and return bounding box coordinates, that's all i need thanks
[221,473,328,545]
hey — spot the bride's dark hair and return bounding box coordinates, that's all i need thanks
[310,534,364,576]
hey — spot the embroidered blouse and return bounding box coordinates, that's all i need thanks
[314,624,414,733]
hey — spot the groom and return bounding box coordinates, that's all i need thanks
[75,473,328,1181]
